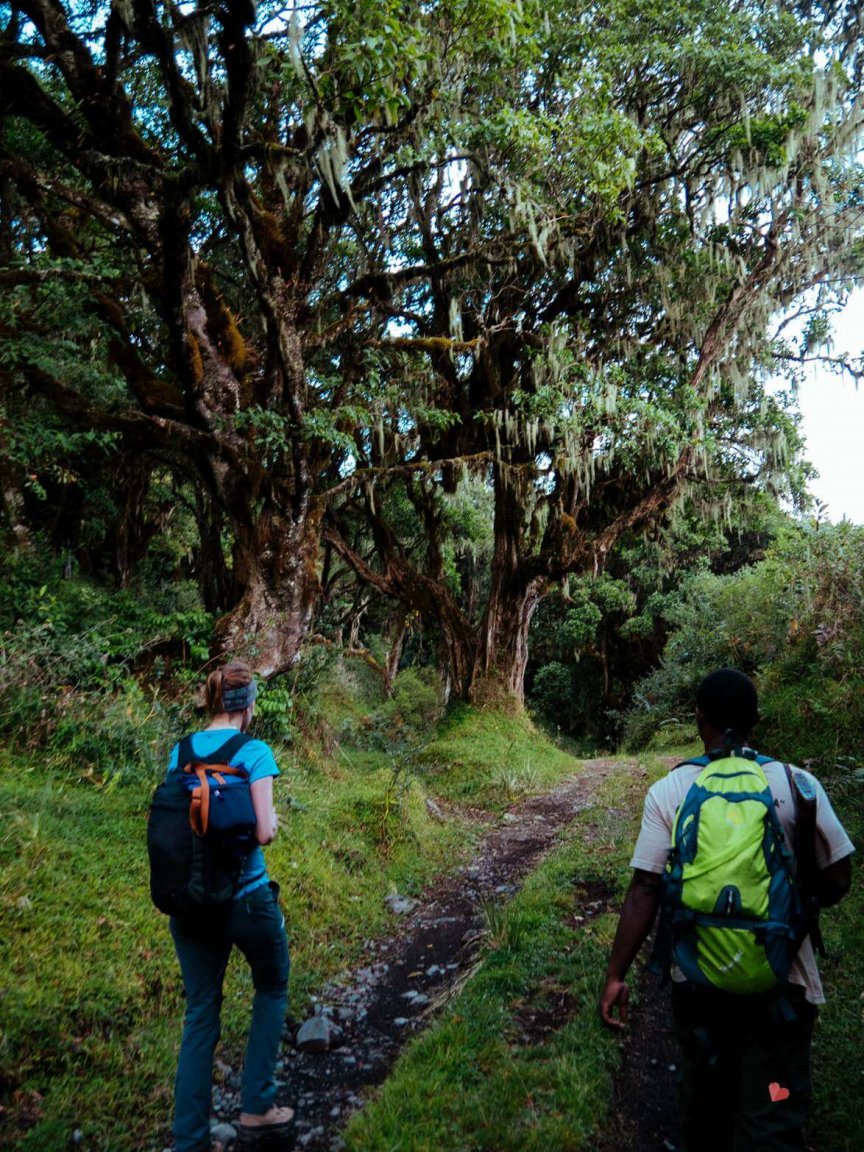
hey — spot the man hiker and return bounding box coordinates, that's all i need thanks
[600,667,854,1151]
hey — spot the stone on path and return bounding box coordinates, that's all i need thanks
[385,893,417,915]
[296,1015,340,1053]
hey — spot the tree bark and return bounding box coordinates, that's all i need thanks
[213,493,324,677]
[471,577,545,706]
[384,607,408,696]
[192,487,235,615]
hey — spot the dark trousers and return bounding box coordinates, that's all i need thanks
[671,983,817,1152]
[170,882,290,1152]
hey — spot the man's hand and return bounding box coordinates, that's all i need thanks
[597,868,662,1032]
[600,975,630,1030]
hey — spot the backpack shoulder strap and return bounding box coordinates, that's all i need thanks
[202,731,252,765]
[177,735,195,772]
[180,731,252,769]
[783,763,825,955]
[674,755,711,770]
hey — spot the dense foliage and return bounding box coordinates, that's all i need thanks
[1,0,863,700]
[622,521,864,762]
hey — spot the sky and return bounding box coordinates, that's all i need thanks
[791,289,864,524]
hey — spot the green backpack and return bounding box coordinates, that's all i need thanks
[659,749,808,994]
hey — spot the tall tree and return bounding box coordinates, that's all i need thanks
[0,0,520,671]
[2,0,862,686]
[323,0,864,701]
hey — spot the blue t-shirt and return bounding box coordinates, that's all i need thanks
[167,728,279,899]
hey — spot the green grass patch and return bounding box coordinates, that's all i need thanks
[414,704,579,809]
[343,754,661,1152]
[0,734,467,1150]
[806,763,864,1152]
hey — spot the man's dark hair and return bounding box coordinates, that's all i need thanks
[696,668,759,737]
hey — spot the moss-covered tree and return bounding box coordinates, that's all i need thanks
[323,0,864,701]
[2,0,861,684]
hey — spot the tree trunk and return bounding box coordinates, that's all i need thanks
[192,486,236,616]
[384,607,408,697]
[468,466,546,706]
[212,494,324,677]
[471,576,545,706]
[0,457,29,549]
[434,603,475,700]
[114,455,157,588]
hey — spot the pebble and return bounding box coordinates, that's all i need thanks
[72,1133,84,1146]
[393,1017,409,1026]
[385,894,417,915]
[210,1122,237,1143]
[402,991,429,1006]
[297,1015,336,1053]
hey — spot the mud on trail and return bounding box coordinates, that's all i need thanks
[209,758,680,1151]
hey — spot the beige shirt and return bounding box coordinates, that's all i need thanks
[631,756,855,1004]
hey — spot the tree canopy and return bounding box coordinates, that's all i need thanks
[1,0,862,690]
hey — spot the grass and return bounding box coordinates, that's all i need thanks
[344,751,864,1152]
[0,687,582,1151]
[806,762,864,1152]
[343,754,661,1151]
[413,703,579,810]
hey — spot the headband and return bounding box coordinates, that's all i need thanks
[221,679,258,713]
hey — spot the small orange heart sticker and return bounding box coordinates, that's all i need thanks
[769,1082,791,1102]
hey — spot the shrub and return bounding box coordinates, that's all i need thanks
[340,666,442,751]
[530,662,574,719]
[622,523,864,758]
[0,548,210,777]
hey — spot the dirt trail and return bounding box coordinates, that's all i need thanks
[598,961,680,1152]
[268,760,624,1150]
[207,757,680,1151]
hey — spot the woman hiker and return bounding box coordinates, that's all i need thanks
[167,661,294,1151]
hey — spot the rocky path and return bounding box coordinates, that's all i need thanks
[207,757,681,1152]
[207,760,622,1150]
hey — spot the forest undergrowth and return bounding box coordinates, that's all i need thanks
[1,674,860,1151]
